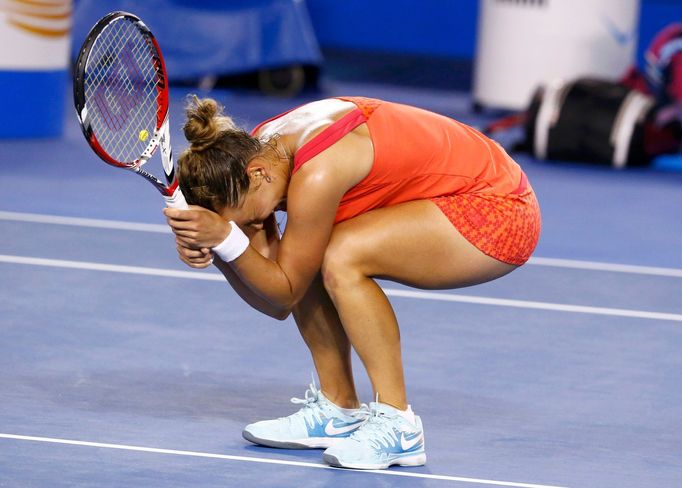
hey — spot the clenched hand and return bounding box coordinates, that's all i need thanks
[164,206,231,269]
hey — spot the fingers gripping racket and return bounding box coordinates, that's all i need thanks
[73,11,187,209]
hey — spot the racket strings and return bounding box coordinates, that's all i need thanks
[84,18,160,164]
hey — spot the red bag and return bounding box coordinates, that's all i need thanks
[621,23,682,108]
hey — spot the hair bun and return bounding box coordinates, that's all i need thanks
[183,96,235,152]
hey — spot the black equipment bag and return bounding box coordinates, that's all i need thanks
[518,78,681,168]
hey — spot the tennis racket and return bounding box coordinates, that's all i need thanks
[73,11,187,209]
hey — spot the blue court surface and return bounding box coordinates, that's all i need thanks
[1,81,681,488]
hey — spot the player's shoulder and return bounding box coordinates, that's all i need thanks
[257,99,357,143]
[290,129,373,198]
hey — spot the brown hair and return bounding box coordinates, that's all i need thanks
[177,96,264,212]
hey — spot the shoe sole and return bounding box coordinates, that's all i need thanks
[323,451,427,470]
[242,430,344,449]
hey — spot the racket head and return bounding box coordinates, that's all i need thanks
[73,11,169,170]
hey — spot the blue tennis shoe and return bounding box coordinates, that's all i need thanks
[242,381,369,449]
[322,401,426,469]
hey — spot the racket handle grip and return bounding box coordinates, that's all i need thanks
[164,187,188,209]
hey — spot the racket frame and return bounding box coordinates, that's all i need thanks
[73,11,179,199]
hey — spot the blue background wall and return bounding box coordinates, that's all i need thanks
[306,0,682,66]
[306,0,478,59]
[637,0,682,64]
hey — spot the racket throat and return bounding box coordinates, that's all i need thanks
[134,166,173,196]
[158,119,175,185]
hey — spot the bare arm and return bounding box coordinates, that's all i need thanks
[212,214,290,320]
[165,130,372,314]
[172,213,290,319]
[227,169,343,310]
[226,133,371,311]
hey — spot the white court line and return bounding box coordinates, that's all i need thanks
[0,433,569,488]
[1,210,681,278]
[1,254,681,322]
[0,255,218,281]
[383,289,682,322]
[0,210,170,233]
[527,257,682,278]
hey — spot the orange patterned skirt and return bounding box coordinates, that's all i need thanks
[430,188,542,266]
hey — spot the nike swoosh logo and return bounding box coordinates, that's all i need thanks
[601,15,634,46]
[324,420,362,436]
[400,432,424,451]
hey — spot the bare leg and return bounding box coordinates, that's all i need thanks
[243,216,360,409]
[322,200,517,410]
[292,274,360,408]
[321,267,409,408]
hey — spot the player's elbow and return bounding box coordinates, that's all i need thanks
[269,294,304,321]
[251,301,291,321]
[272,308,292,321]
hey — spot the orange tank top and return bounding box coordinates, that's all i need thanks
[252,97,526,223]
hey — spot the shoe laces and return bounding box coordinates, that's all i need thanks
[289,378,326,429]
[349,405,399,450]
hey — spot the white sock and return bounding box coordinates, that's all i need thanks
[395,404,416,425]
[326,397,362,416]
[374,396,417,424]
[338,405,362,416]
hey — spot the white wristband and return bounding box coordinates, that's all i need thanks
[212,221,249,262]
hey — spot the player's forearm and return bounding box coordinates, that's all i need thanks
[214,214,291,319]
[213,258,291,320]
[229,250,301,312]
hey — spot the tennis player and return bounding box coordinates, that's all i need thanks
[164,96,541,470]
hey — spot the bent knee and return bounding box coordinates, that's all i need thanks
[321,231,368,293]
